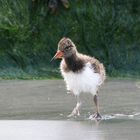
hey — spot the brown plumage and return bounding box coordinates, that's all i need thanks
[52,37,106,120]
[58,37,106,85]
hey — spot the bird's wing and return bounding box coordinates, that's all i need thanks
[79,54,106,83]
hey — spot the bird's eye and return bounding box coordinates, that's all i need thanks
[65,46,71,50]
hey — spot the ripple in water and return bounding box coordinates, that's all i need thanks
[87,112,140,121]
[101,112,140,120]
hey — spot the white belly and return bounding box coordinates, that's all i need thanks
[60,63,101,95]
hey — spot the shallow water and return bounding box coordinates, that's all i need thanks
[0,119,140,140]
[0,79,140,140]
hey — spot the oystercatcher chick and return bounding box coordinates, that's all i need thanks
[51,37,106,120]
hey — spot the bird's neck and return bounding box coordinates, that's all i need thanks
[64,53,84,72]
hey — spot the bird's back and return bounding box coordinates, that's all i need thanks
[78,53,106,85]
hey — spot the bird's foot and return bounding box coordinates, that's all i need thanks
[67,108,80,118]
[89,112,102,121]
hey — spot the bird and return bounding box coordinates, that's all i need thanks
[51,37,106,120]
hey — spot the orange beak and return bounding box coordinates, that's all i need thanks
[50,50,64,62]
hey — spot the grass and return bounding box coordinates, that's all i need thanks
[0,67,61,80]
[0,66,139,80]
[0,0,140,79]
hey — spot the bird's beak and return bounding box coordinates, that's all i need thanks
[50,50,64,62]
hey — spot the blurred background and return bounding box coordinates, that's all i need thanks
[0,0,140,79]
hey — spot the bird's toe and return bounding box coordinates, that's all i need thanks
[67,108,80,118]
[89,112,102,121]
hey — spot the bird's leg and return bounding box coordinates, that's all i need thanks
[90,92,102,120]
[68,95,81,117]
[66,85,74,95]
[67,90,74,95]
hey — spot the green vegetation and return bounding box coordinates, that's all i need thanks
[0,0,140,79]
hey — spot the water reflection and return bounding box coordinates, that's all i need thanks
[0,121,105,140]
[0,114,140,140]
[53,121,104,140]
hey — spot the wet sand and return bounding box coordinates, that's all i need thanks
[0,79,140,140]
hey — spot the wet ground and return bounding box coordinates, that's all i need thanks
[0,79,140,140]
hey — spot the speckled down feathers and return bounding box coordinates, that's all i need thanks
[60,53,106,95]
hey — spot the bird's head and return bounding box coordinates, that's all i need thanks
[51,37,77,61]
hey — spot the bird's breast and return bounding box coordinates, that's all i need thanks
[60,62,102,95]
